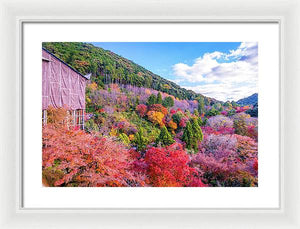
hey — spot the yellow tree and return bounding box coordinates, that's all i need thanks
[147,111,165,127]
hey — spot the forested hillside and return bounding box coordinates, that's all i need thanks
[42,42,258,188]
[43,42,216,103]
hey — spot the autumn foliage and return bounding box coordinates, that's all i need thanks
[147,111,165,127]
[43,84,258,187]
[144,143,206,187]
[42,124,145,187]
[136,104,147,117]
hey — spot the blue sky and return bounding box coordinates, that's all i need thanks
[91,42,258,101]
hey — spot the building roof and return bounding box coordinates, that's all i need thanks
[42,48,90,80]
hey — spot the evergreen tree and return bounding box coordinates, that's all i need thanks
[162,96,174,108]
[119,133,130,145]
[191,118,203,143]
[197,116,202,126]
[182,119,203,152]
[134,128,149,152]
[198,97,205,115]
[147,94,156,106]
[156,92,163,104]
[182,121,194,150]
[194,109,199,117]
[156,126,175,146]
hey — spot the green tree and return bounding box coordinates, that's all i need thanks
[198,97,205,115]
[182,121,194,150]
[156,92,163,104]
[227,109,236,116]
[191,118,203,143]
[162,96,174,108]
[172,111,184,125]
[156,126,175,146]
[197,116,203,126]
[182,119,203,152]
[194,109,199,117]
[147,94,156,106]
[134,128,149,152]
[119,133,130,145]
[224,101,232,109]
[206,108,220,117]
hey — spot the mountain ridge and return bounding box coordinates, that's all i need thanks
[236,93,258,106]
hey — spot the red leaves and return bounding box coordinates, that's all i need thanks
[144,143,206,187]
[148,104,168,116]
[253,158,258,172]
[42,124,145,187]
[136,104,147,117]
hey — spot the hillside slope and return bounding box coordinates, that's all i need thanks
[42,42,216,103]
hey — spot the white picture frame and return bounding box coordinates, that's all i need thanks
[0,0,298,228]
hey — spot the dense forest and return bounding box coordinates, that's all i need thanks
[42,43,258,187]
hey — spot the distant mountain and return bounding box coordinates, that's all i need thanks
[236,93,258,106]
[42,42,218,104]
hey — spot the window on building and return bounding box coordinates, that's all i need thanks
[74,109,84,130]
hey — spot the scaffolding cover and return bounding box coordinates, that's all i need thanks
[42,49,88,110]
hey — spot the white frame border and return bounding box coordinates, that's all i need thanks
[2,0,300,227]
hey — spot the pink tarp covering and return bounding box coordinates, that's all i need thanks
[42,49,87,110]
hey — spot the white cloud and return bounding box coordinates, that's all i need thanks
[172,42,258,101]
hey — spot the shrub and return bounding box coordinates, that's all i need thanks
[84,118,99,133]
